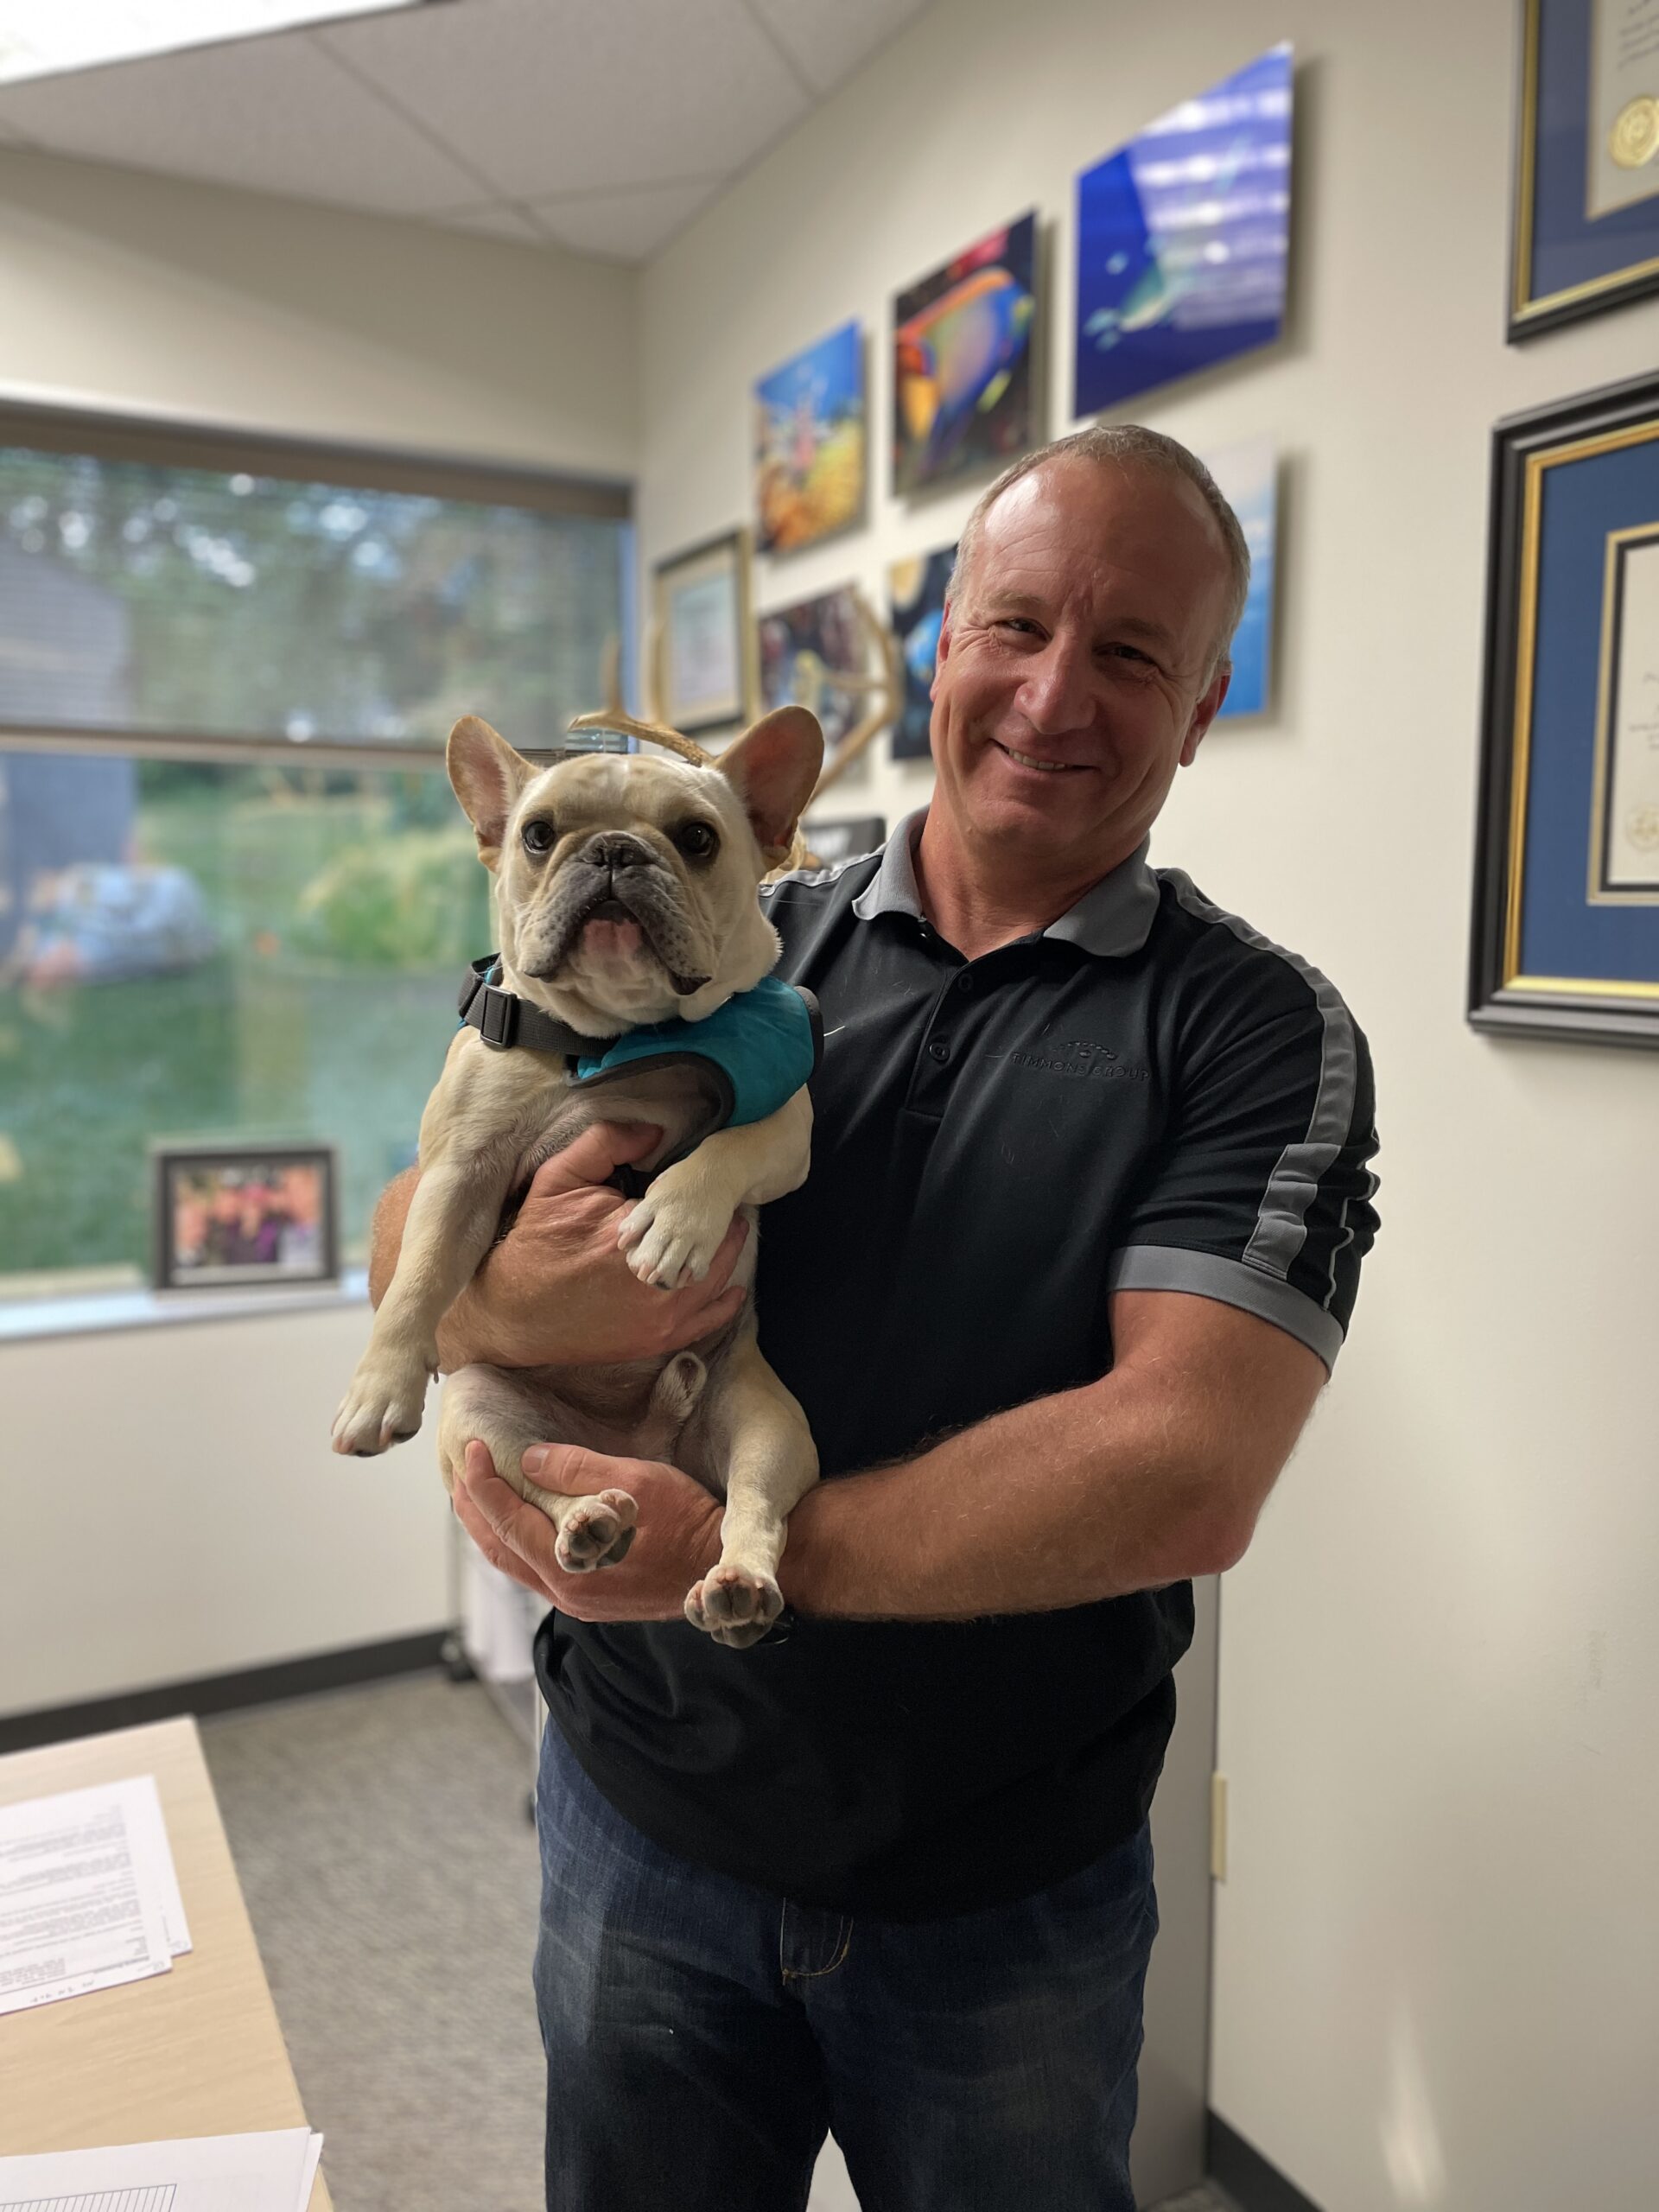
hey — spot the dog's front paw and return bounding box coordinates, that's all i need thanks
[332,1360,430,1457]
[550,1487,639,1573]
[617,1179,734,1291]
[683,1563,783,1649]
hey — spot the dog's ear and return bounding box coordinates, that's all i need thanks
[448,715,536,867]
[717,706,823,865]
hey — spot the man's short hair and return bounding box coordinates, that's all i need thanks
[948,423,1252,682]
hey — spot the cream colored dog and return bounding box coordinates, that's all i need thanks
[333,706,823,1648]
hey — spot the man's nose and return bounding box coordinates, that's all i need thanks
[1015,638,1095,735]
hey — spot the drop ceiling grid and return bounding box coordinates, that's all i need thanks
[0,0,937,261]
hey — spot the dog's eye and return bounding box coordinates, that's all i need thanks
[674,821,719,861]
[521,819,557,855]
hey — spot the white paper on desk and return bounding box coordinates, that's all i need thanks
[0,2126,323,2211]
[0,1780,173,2014]
[112,1772,193,1955]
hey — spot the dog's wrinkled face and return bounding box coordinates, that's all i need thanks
[447,707,823,1036]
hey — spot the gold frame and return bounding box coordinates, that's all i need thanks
[649,527,758,741]
[1500,419,1659,999]
[1511,0,1659,334]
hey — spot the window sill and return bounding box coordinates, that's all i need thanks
[0,1268,370,1346]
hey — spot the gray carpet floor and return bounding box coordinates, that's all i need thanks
[201,1672,546,2212]
[200,1672,1242,2212]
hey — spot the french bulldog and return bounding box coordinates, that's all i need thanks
[332,706,824,1648]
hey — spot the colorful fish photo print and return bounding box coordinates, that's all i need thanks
[1074,42,1293,416]
[758,587,867,753]
[893,215,1038,499]
[753,320,866,555]
[888,546,957,759]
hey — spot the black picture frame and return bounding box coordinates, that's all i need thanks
[152,1142,340,1291]
[1510,0,1659,340]
[1469,370,1659,1047]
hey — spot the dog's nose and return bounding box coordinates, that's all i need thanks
[577,831,657,874]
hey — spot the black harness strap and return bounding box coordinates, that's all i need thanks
[457,956,619,1058]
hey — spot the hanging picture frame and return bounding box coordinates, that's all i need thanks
[1510,0,1659,338]
[652,529,754,740]
[1469,370,1659,1047]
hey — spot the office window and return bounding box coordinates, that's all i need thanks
[0,412,629,1295]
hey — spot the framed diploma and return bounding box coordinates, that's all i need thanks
[652,529,755,740]
[1511,0,1659,336]
[1470,372,1659,1046]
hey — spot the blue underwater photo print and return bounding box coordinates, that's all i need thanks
[1204,437,1277,720]
[1074,43,1293,416]
[888,546,957,760]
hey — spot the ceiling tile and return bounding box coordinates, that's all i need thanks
[0,32,486,214]
[527,175,726,262]
[746,0,933,96]
[320,0,810,200]
[426,199,547,243]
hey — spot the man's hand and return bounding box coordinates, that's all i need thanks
[453,1439,723,1621]
[372,1122,750,1370]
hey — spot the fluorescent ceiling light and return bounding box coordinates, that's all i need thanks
[0,2,429,87]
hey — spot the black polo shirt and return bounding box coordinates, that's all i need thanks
[537,812,1380,1918]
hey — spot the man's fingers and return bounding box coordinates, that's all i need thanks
[702,1214,750,1294]
[451,1483,550,1598]
[528,1121,663,1200]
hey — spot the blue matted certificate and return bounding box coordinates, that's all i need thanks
[1511,0,1659,337]
[1470,372,1659,1047]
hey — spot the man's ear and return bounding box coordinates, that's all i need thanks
[448,715,536,866]
[717,705,824,863]
[1179,662,1231,768]
[929,597,954,700]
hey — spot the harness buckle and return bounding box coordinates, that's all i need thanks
[476,983,518,1048]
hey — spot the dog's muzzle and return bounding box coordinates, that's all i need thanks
[527,832,713,997]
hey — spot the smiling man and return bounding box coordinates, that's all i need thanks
[425,423,1381,2212]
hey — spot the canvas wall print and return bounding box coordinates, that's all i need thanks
[893,214,1038,499]
[889,547,957,760]
[1074,43,1293,416]
[753,321,866,555]
[1205,437,1278,720]
[758,587,866,753]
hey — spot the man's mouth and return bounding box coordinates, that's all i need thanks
[994,741,1088,773]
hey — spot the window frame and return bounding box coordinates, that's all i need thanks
[0,396,633,771]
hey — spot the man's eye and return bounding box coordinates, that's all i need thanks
[521,819,557,855]
[674,820,719,861]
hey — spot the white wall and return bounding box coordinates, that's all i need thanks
[638,4,1659,2209]
[0,145,636,474]
[0,152,642,1714]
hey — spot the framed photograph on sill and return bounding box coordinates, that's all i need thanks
[1469,371,1659,1047]
[153,1143,339,1290]
[1510,0,1659,338]
[652,528,754,740]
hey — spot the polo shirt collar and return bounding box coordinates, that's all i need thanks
[850,808,1160,959]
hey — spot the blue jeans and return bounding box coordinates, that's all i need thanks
[533,1720,1159,2212]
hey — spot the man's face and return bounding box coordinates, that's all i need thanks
[929,458,1233,872]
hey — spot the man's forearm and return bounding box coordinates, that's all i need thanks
[777,1377,1224,1620]
[776,1297,1325,1622]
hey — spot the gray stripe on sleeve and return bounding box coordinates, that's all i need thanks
[1160,871,1359,1287]
[1107,1245,1345,1371]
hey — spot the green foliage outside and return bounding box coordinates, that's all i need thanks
[0,762,492,1285]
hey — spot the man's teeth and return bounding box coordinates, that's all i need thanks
[1004,746,1074,772]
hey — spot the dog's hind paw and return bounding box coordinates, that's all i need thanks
[332,1365,429,1457]
[550,1487,639,1573]
[683,1563,783,1649]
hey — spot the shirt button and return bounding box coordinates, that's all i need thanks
[929,1039,950,1063]
[955,971,975,995]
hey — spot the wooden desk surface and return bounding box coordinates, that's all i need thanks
[0,1715,332,2211]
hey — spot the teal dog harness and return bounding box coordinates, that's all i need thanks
[458,957,822,1135]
